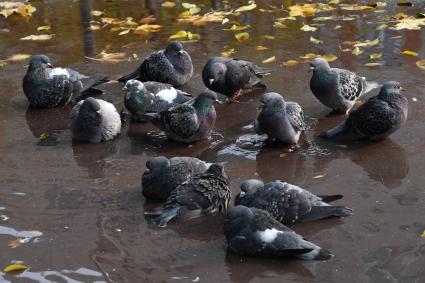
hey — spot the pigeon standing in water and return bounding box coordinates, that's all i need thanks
[235,179,353,224]
[23,55,108,109]
[70,97,121,143]
[255,92,306,144]
[202,57,272,102]
[142,156,211,200]
[118,41,193,87]
[309,57,366,114]
[123,80,192,122]
[320,81,408,141]
[224,205,333,260]
[147,164,231,227]
[143,91,220,143]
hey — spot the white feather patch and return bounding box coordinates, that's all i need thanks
[49,67,70,78]
[156,88,178,103]
[257,228,283,243]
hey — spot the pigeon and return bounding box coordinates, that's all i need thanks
[117,41,193,87]
[143,91,220,143]
[235,179,353,224]
[147,163,231,227]
[70,97,121,143]
[202,57,272,102]
[23,55,109,109]
[320,81,408,141]
[254,92,306,144]
[224,205,333,260]
[123,79,192,122]
[309,57,367,114]
[142,156,211,200]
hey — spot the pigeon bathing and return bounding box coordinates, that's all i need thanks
[118,41,193,87]
[23,55,108,109]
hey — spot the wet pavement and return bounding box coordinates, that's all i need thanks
[1,0,425,282]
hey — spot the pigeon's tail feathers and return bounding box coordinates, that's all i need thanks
[176,89,192,97]
[117,68,141,83]
[300,206,353,222]
[319,122,363,141]
[317,194,344,203]
[81,75,109,92]
[140,112,160,122]
[364,80,379,94]
[298,247,333,261]
[153,206,186,227]
[254,66,273,75]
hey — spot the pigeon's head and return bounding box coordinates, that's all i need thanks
[206,163,227,177]
[29,55,52,69]
[204,63,227,86]
[78,98,102,126]
[224,205,254,234]
[259,92,285,111]
[309,57,330,73]
[145,156,170,172]
[195,90,222,106]
[235,179,264,205]
[379,81,404,95]
[123,79,144,92]
[165,41,184,56]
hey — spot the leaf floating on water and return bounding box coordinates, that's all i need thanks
[223,24,251,31]
[421,230,425,238]
[161,1,176,8]
[91,10,104,17]
[310,36,323,44]
[282,60,299,66]
[221,48,236,57]
[299,53,318,59]
[416,12,425,19]
[339,4,374,11]
[89,24,101,31]
[301,23,317,32]
[279,152,287,158]
[235,32,250,41]
[334,25,342,30]
[392,17,425,30]
[135,24,162,33]
[313,16,336,21]
[178,12,224,26]
[416,59,425,70]
[264,35,275,40]
[273,21,287,29]
[313,174,325,179]
[321,54,338,62]
[118,29,131,35]
[3,264,29,273]
[86,51,128,63]
[0,2,36,18]
[262,56,275,64]
[39,132,49,140]
[139,16,157,24]
[402,50,418,56]
[354,38,379,48]
[288,4,316,17]
[169,30,188,40]
[37,25,51,32]
[187,31,200,41]
[397,1,413,7]
[6,54,31,62]
[364,62,383,67]
[20,34,54,41]
[235,2,257,13]
[352,46,364,56]
[254,45,268,51]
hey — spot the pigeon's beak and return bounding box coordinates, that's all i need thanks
[400,86,405,92]
[258,103,264,110]
[177,50,183,56]
[47,63,53,68]
[214,99,223,105]
[308,66,314,73]
[209,78,215,85]
[123,85,128,90]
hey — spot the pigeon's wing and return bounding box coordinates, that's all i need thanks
[140,51,175,84]
[69,100,84,121]
[170,180,211,210]
[333,68,364,101]
[225,61,252,90]
[286,102,306,131]
[161,104,199,138]
[191,173,230,212]
[144,81,172,93]
[347,98,399,138]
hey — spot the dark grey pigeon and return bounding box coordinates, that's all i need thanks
[143,91,220,143]
[123,79,192,122]
[142,156,211,200]
[254,92,306,144]
[146,164,231,227]
[23,55,108,109]
[235,179,353,224]
[70,97,121,143]
[118,41,193,87]
[224,205,333,260]
[309,57,366,114]
[320,81,408,141]
[202,57,272,102]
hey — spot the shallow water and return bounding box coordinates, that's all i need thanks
[1,0,425,282]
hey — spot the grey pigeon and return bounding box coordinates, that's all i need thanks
[309,57,366,114]
[143,91,220,143]
[202,57,272,102]
[142,156,211,200]
[70,97,121,143]
[118,41,193,87]
[254,92,306,144]
[147,164,231,227]
[224,205,333,260]
[123,79,192,122]
[320,81,408,141]
[235,179,353,224]
[23,55,108,109]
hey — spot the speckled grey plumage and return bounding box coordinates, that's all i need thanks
[255,92,306,144]
[202,56,272,100]
[224,205,333,260]
[23,55,108,109]
[123,80,192,122]
[148,164,231,227]
[70,97,121,143]
[235,179,353,224]
[142,156,211,200]
[144,91,220,143]
[320,81,408,141]
[309,58,366,113]
[118,41,193,87]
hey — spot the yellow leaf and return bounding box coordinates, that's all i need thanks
[352,46,364,56]
[321,54,338,62]
[392,17,425,30]
[6,54,31,62]
[235,2,257,13]
[224,24,251,31]
[421,230,425,238]
[354,38,379,47]
[402,50,418,56]
[221,48,236,57]
[299,53,318,59]
[264,35,275,40]
[262,56,275,64]
[392,12,409,20]
[169,30,188,40]
[289,4,316,17]
[334,25,342,30]
[300,23,317,32]
[135,24,162,32]
[273,21,287,29]
[3,264,29,273]
[89,24,101,31]
[101,17,121,25]
[313,16,336,21]
[282,60,299,66]
[416,59,425,70]
[313,174,325,179]
[20,34,54,41]
[0,61,7,68]
[235,32,249,41]
[397,1,413,7]
[86,51,128,63]
[364,62,382,67]
[118,29,131,35]
[310,36,323,44]
[339,4,374,11]
[37,25,51,31]
[178,12,224,26]
[254,45,268,51]
[187,31,200,41]
[369,53,382,59]
[222,18,229,24]
[279,152,287,158]
[91,10,104,17]
[0,2,36,18]
[376,24,387,30]
[161,1,176,8]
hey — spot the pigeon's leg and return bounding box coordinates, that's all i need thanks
[228,89,243,103]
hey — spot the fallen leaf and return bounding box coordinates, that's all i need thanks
[161,1,176,8]
[135,24,162,32]
[364,62,382,67]
[279,152,287,158]
[262,56,275,64]
[235,32,249,41]
[118,29,131,35]
[352,46,364,55]
[273,21,287,29]
[369,53,382,59]
[313,16,336,21]
[313,174,325,179]
[139,16,157,24]
[101,17,121,25]
[397,1,413,7]
[86,51,127,63]
[416,12,425,19]
[301,23,317,32]
[402,50,418,56]
[235,2,257,13]
[20,34,54,41]
[89,24,101,31]
[334,25,342,29]
[178,12,224,26]
[91,10,104,17]
[221,48,236,57]
[354,37,379,47]
[392,17,425,30]
[6,54,31,62]
[223,24,251,31]
[169,30,188,40]
[264,35,275,40]
[222,18,229,24]
[3,264,29,273]
[187,31,200,41]
[299,53,318,59]
[416,59,425,70]
[254,45,268,51]
[376,24,387,30]
[421,230,425,238]
[321,54,338,62]
[310,36,323,44]
[37,25,51,31]
[339,4,374,11]
[282,60,299,66]
[0,2,36,18]
[289,4,316,17]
